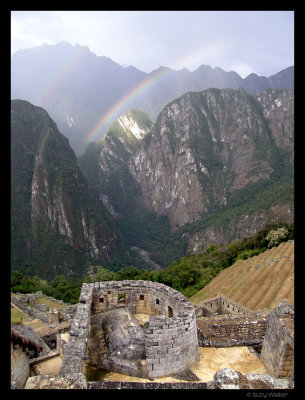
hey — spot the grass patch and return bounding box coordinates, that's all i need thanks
[11,307,46,329]
[11,307,30,324]
[35,296,67,310]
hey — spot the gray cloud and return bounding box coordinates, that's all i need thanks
[11,11,294,78]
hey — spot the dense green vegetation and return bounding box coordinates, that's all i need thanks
[11,222,293,302]
[180,168,293,237]
[109,164,293,270]
[11,269,83,304]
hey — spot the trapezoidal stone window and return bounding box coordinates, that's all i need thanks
[168,306,173,318]
[140,295,144,300]
[118,293,127,304]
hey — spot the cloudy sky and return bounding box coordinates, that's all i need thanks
[11,10,294,78]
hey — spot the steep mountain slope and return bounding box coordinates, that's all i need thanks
[78,109,179,267]
[129,88,294,231]
[11,42,294,155]
[79,88,294,266]
[189,240,294,311]
[78,108,153,211]
[11,100,128,279]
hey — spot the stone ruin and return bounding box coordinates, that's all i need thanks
[261,301,294,380]
[60,280,199,380]
[23,281,294,390]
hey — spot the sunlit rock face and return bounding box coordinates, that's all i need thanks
[79,87,293,261]
[128,88,294,231]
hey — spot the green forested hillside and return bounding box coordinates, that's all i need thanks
[11,222,294,302]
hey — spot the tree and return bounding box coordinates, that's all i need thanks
[91,267,117,282]
[116,265,141,280]
[265,227,289,248]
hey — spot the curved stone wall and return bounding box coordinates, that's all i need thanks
[61,280,199,379]
[92,280,199,378]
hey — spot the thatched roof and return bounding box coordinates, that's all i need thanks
[11,324,50,354]
[11,327,43,357]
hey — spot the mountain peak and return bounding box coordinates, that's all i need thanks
[151,66,174,74]
[109,108,153,141]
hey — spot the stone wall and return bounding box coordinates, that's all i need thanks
[144,312,198,378]
[11,292,77,324]
[11,296,49,323]
[60,280,199,380]
[92,280,199,378]
[88,381,212,389]
[59,283,93,375]
[260,302,294,380]
[11,342,30,389]
[195,294,255,317]
[37,321,71,350]
[92,280,181,317]
[197,313,268,349]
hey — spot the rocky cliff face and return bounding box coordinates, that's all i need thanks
[11,99,127,278]
[80,88,293,264]
[99,109,153,178]
[253,89,294,160]
[128,88,294,231]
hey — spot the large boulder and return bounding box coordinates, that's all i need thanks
[25,373,87,389]
[102,307,145,360]
[90,307,147,377]
[213,368,290,389]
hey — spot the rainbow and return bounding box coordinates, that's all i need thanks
[83,67,170,144]
[83,39,227,145]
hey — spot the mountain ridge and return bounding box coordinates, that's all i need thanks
[79,87,293,267]
[11,42,294,155]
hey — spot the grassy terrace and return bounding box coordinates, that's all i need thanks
[189,240,294,312]
[11,294,68,329]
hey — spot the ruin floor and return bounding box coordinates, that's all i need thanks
[34,355,63,376]
[85,346,267,383]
